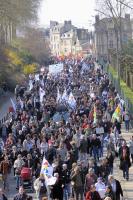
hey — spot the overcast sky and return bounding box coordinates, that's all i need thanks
[38,0,96,29]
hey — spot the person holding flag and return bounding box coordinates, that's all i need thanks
[34,174,47,200]
[112,104,121,122]
[62,88,68,103]
[34,157,57,200]
[39,87,45,103]
[56,87,62,103]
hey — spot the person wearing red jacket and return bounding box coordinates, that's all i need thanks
[86,184,101,200]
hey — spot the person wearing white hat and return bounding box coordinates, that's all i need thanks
[95,177,106,199]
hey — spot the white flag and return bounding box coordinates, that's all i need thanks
[40,157,56,186]
[29,80,33,91]
[10,98,16,112]
[62,88,68,102]
[35,74,40,81]
[39,87,45,103]
[56,88,61,103]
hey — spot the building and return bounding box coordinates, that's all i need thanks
[50,21,92,57]
[50,21,73,56]
[94,14,132,61]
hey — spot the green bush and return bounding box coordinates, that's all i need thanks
[108,66,133,104]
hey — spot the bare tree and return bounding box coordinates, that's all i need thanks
[0,0,42,44]
[96,0,132,78]
[19,28,51,64]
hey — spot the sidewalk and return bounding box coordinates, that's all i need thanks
[113,128,133,200]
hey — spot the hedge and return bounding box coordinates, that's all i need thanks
[108,66,133,104]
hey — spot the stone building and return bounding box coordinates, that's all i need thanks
[50,21,92,57]
[94,14,132,61]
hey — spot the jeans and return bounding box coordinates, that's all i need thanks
[74,187,83,200]
[16,175,21,189]
[125,120,129,131]
[109,166,113,174]
[3,174,9,190]
[99,147,103,157]
[46,185,51,200]
[92,147,99,160]
[63,183,71,200]
[123,162,129,179]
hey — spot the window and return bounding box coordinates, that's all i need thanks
[108,29,114,38]
[123,33,127,43]
[67,34,70,37]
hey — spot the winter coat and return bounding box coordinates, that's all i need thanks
[71,172,84,188]
[13,193,28,200]
[119,146,131,170]
[79,139,88,153]
[104,191,114,200]
[51,178,63,200]
[85,174,97,192]
[86,191,101,200]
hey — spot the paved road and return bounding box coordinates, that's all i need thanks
[0,93,36,199]
[112,127,133,200]
[0,171,36,199]
[0,92,133,199]
[0,92,15,120]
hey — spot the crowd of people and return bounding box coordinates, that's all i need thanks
[0,57,132,200]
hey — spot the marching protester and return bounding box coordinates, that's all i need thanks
[108,175,123,200]
[0,56,128,200]
[119,141,131,180]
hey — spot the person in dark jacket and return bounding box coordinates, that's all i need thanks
[106,151,115,175]
[71,166,84,200]
[45,143,56,165]
[108,175,123,200]
[119,141,131,180]
[61,164,71,200]
[99,158,110,183]
[79,135,88,161]
[24,154,34,169]
[85,184,101,200]
[91,134,101,161]
[104,185,115,200]
[51,173,63,200]
[13,186,29,200]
